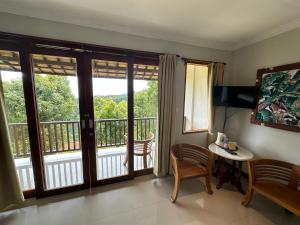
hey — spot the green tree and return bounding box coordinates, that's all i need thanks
[93,80,157,120]
[35,75,76,121]
[3,75,76,123]
[94,97,127,119]
[134,80,158,118]
[2,79,27,123]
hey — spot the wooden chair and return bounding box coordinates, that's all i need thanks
[242,159,300,216]
[123,132,154,169]
[170,144,214,203]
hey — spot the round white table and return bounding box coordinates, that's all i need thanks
[208,143,254,194]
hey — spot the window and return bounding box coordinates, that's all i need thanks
[183,63,209,133]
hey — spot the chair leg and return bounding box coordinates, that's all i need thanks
[149,154,153,160]
[284,209,294,215]
[205,175,213,195]
[123,153,128,166]
[171,174,180,203]
[143,154,147,169]
[242,188,254,206]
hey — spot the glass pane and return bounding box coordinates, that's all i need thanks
[183,64,209,132]
[133,64,158,171]
[0,50,35,191]
[32,54,83,189]
[92,59,128,180]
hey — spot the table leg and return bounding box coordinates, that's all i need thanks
[215,159,245,195]
[216,158,228,189]
[235,161,245,195]
[213,156,221,176]
[231,161,236,183]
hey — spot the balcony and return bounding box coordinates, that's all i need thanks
[9,117,157,190]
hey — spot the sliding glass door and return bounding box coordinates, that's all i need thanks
[133,63,158,172]
[90,57,131,182]
[31,53,85,190]
[0,45,158,197]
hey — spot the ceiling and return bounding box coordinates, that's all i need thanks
[1,0,300,50]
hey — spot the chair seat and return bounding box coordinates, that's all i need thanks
[253,181,300,216]
[178,160,208,179]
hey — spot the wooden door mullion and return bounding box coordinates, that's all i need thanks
[19,46,45,196]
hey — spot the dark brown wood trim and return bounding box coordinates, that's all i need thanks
[19,47,45,196]
[134,168,153,177]
[132,56,159,66]
[92,175,133,186]
[127,56,135,178]
[0,31,160,60]
[0,41,20,51]
[76,52,94,188]
[29,46,77,58]
[87,52,128,63]
[23,189,36,199]
[250,62,300,132]
[0,72,4,101]
[36,184,86,198]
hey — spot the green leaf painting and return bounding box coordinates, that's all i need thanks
[256,69,300,127]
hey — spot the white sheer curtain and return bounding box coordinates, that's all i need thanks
[0,92,24,211]
[154,54,178,176]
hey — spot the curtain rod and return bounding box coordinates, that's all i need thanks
[182,57,226,65]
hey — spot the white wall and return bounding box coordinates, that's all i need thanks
[0,12,231,147]
[226,28,300,165]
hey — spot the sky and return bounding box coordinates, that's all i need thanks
[1,71,149,97]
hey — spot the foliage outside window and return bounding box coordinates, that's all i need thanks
[4,73,158,150]
[183,63,209,133]
[4,76,157,123]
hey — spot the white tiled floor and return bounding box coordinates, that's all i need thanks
[0,175,299,225]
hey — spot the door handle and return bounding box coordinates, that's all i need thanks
[89,119,93,129]
[81,120,86,129]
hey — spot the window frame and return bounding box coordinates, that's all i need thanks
[182,60,209,134]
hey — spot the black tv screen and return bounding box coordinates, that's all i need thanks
[213,86,257,109]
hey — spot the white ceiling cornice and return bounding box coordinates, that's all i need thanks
[232,17,300,51]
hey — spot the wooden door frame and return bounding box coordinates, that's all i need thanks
[25,47,89,198]
[0,33,158,199]
[19,44,44,198]
[85,53,135,186]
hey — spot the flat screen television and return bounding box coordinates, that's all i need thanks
[213,86,257,109]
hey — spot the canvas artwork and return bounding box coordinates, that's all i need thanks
[251,63,300,132]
